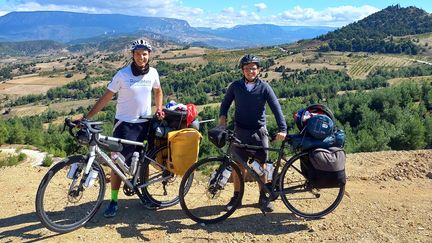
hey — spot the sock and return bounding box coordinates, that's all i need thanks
[111,190,119,202]
[233,191,240,197]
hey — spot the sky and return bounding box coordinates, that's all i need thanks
[0,0,430,28]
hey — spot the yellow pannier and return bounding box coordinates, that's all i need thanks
[167,128,202,175]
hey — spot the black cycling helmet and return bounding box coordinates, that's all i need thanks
[239,54,260,69]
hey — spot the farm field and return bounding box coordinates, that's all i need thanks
[3,99,96,118]
[387,75,432,85]
[347,55,413,79]
[0,72,86,96]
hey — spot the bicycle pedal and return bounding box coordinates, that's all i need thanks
[259,207,267,216]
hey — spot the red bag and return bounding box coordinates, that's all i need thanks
[186,104,198,126]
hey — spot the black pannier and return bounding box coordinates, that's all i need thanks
[300,147,346,188]
[163,108,187,129]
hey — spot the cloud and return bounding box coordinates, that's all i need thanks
[280,5,379,26]
[0,0,202,18]
[250,12,261,21]
[0,1,381,28]
[238,10,248,17]
[254,3,267,12]
[222,7,234,14]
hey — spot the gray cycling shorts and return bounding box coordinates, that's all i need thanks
[230,126,269,164]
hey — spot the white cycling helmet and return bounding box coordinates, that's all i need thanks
[130,39,152,52]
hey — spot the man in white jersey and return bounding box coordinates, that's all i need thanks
[82,39,164,218]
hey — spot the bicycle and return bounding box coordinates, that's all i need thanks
[178,129,345,224]
[35,117,192,233]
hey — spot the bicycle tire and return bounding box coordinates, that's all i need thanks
[139,145,192,208]
[179,157,244,224]
[35,155,106,233]
[279,154,344,219]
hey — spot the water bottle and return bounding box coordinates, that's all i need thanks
[165,100,177,109]
[218,167,232,188]
[84,169,98,187]
[112,152,129,175]
[249,160,265,176]
[265,161,274,181]
[67,163,79,179]
[208,171,217,186]
[129,152,139,176]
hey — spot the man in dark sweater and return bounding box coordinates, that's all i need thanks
[218,54,287,212]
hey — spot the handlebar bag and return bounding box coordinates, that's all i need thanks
[167,128,202,175]
[301,147,346,188]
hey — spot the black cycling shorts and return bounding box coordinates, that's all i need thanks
[113,119,149,166]
[230,126,269,164]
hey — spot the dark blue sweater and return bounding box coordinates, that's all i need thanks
[219,78,287,132]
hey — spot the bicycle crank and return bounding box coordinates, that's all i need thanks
[123,184,135,196]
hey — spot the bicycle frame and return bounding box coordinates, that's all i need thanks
[71,117,172,193]
[223,135,307,201]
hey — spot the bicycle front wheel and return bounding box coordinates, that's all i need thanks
[179,157,244,224]
[279,154,344,219]
[35,155,106,233]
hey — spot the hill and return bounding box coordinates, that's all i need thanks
[317,5,432,54]
[0,11,195,43]
[0,40,66,56]
[0,148,431,241]
[197,25,335,47]
[0,11,334,49]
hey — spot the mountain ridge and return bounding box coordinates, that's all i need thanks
[0,11,334,49]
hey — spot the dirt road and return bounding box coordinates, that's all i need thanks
[0,149,431,242]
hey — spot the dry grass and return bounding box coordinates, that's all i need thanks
[157,56,207,65]
[35,61,68,72]
[387,75,432,86]
[0,73,86,96]
[260,70,282,82]
[48,99,97,112]
[270,51,346,74]
[5,105,47,117]
[4,99,97,118]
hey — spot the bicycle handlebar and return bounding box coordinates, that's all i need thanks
[223,129,289,152]
[64,117,104,139]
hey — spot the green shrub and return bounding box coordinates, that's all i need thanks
[42,155,54,167]
[17,152,27,162]
[0,154,20,168]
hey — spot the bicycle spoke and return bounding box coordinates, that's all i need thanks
[280,156,344,218]
[36,156,105,233]
[140,145,188,208]
[179,158,243,224]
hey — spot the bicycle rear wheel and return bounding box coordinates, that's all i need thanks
[140,145,191,208]
[279,154,344,219]
[35,155,106,233]
[179,157,244,224]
